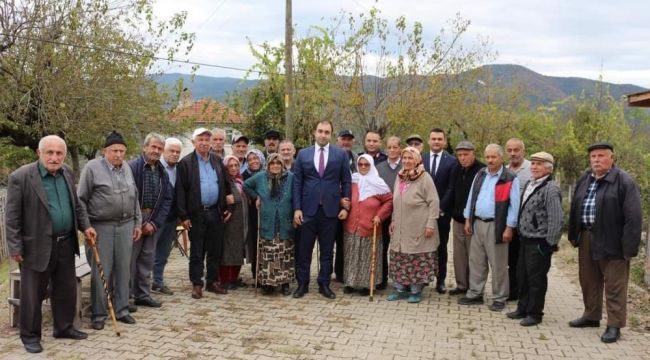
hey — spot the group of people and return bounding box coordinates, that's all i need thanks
[5,121,642,354]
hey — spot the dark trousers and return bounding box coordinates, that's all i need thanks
[508,230,521,299]
[296,207,338,286]
[516,237,552,319]
[188,207,224,287]
[436,214,451,285]
[381,217,391,285]
[20,235,76,344]
[334,221,344,281]
[153,219,178,288]
[247,206,259,279]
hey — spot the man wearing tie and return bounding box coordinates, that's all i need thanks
[293,120,352,299]
[421,128,456,294]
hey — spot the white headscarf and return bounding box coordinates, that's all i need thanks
[352,154,391,202]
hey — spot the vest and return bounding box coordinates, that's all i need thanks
[468,166,516,243]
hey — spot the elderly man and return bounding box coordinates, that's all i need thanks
[6,135,96,353]
[263,129,281,157]
[210,128,227,158]
[232,134,249,174]
[78,131,142,330]
[279,140,296,170]
[334,129,357,281]
[337,129,357,173]
[359,130,387,165]
[505,138,532,300]
[459,144,520,312]
[506,152,562,326]
[448,141,485,296]
[128,133,173,308]
[405,134,424,154]
[177,128,233,299]
[568,142,641,343]
[152,137,183,296]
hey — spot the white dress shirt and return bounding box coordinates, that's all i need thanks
[313,143,330,171]
[429,151,443,174]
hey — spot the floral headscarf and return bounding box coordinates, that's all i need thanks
[245,149,266,174]
[223,155,244,194]
[266,153,288,199]
[397,146,425,182]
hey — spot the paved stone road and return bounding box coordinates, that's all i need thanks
[2,245,650,359]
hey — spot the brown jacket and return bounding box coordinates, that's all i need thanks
[389,173,440,254]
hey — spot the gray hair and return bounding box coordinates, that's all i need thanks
[144,132,165,146]
[506,138,525,150]
[211,128,226,137]
[485,143,504,157]
[38,135,67,153]
[165,137,183,150]
[386,136,401,145]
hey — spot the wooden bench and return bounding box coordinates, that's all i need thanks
[8,246,91,329]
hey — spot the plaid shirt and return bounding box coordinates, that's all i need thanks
[142,164,160,209]
[581,174,599,227]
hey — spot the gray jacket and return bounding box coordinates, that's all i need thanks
[517,176,563,246]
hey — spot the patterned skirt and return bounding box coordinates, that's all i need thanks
[257,237,295,286]
[343,232,383,288]
[389,250,438,286]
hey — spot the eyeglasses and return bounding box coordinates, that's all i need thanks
[358,163,370,167]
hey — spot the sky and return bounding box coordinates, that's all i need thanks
[153,0,650,88]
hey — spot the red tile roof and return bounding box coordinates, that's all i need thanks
[169,97,246,124]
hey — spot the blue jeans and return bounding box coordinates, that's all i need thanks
[153,219,177,288]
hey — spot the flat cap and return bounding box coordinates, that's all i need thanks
[337,129,354,138]
[192,127,212,140]
[530,151,554,165]
[405,134,423,143]
[587,142,614,152]
[232,134,250,144]
[455,140,475,151]
[264,129,281,139]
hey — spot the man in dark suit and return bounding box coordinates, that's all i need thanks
[5,135,97,353]
[422,128,456,294]
[293,120,352,299]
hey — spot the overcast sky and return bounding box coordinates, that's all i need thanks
[154,0,650,88]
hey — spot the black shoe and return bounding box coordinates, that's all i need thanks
[520,316,542,327]
[293,283,308,298]
[506,310,526,319]
[262,285,275,295]
[117,314,136,324]
[569,317,600,328]
[128,304,138,313]
[507,295,519,301]
[318,284,336,299]
[489,301,506,312]
[343,286,356,294]
[134,296,162,308]
[54,328,88,340]
[375,283,387,291]
[458,296,484,305]
[435,284,447,294]
[448,288,467,296]
[601,326,620,343]
[281,284,291,296]
[151,284,174,296]
[24,342,42,353]
[91,320,104,330]
[358,288,370,296]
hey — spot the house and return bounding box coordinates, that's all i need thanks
[626,90,650,107]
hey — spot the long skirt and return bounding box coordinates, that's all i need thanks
[343,232,382,288]
[389,250,438,286]
[257,237,295,286]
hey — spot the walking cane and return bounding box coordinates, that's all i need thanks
[254,200,261,297]
[89,242,121,336]
[369,223,378,302]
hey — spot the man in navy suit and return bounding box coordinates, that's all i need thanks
[293,120,352,299]
[422,128,456,294]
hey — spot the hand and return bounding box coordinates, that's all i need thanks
[133,227,142,241]
[142,222,155,237]
[338,209,348,220]
[425,227,434,238]
[226,194,235,205]
[371,216,381,226]
[256,197,261,210]
[181,219,192,230]
[389,222,395,235]
[223,210,232,223]
[293,210,303,227]
[84,227,97,246]
[502,227,513,243]
[464,219,472,236]
[340,197,351,210]
[11,255,23,263]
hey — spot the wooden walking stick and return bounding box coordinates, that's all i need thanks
[89,241,121,336]
[254,200,261,297]
[369,223,378,302]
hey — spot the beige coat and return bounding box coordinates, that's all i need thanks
[389,173,440,254]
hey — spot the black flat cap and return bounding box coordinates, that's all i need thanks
[264,129,281,139]
[338,129,354,138]
[587,142,614,152]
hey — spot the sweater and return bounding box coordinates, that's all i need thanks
[517,177,563,246]
[450,160,485,223]
[343,184,393,237]
[243,171,295,241]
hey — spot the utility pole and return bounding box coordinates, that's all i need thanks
[284,0,294,141]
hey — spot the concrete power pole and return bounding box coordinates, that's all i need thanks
[284,0,294,141]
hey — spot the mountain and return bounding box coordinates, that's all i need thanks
[155,65,647,106]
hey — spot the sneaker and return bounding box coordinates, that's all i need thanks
[407,293,422,303]
[152,284,174,296]
[386,290,409,301]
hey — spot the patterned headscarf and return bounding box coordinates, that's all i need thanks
[266,153,288,199]
[245,149,266,173]
[398,146,425,182]
[223,155,244,194]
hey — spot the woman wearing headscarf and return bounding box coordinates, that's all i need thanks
[219,155,249,289]
[244,154,295,295]
[343,154,393,295]
[242,148,266,279]
[388,147,439,303]
[242,149,266,180]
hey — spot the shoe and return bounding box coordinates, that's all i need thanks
[318,284,336,299]
[293,283,308,298]
[435,284,447,294]
[225,283,238,290]
[262,285,275,295]
[375,283,387,291]
[191,286,203,299]
[91,320,104,330]
[507,295,519,301]
[152,284,174,296]
[569,317,600,328]
[343,286,356,294]
[488,301,505,312]
[134,296,162,308]
[205,282,228,295]
[358,288,370,296]
[407,293,422,303]
[24,342,42,354]
[117,314,136,324]
[506,310,526,319]
[520,316,542,327]
[54,328,88,340]
[386,290,409,301]
[458,296,484,305]
[281,284,291,296]
[448,288,467,296]
[601,326,621,343]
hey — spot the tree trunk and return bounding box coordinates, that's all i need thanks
[69,145,80,180]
